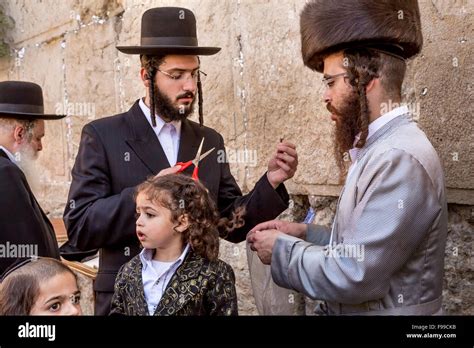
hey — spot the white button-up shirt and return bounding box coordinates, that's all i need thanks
[348,105,409,178]
[139,98,181,166]
[140,243,190,315]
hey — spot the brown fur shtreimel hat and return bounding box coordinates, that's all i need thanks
[300,0,423,72]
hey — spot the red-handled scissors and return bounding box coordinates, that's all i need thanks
[176,138,215,180]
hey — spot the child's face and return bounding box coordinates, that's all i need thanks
[29,272,82,315]
[135,192,182,250]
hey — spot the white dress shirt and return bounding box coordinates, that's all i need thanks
[140,243,190,315]
[347,105,409,178]
[139,98,181,166]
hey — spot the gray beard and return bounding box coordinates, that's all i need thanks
[16,150,41,194]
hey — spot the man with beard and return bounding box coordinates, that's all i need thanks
[64,7,298,315]
[0,81,64,276]
[248,0,448,315]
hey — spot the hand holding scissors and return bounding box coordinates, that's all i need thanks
[175,138,215,180]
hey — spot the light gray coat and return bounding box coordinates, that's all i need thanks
[272,114,448,315]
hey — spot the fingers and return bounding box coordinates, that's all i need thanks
[276,159,291,172]
[169,164,182,173]
[277,144,297,158]
[246,231,257,251]
[155,165,182,178]
[276,152,297,165]
[275,142,298,173]
[249,220,279,234]
[279,141,296,150]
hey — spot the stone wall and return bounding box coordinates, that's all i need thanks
[0,0,472,315]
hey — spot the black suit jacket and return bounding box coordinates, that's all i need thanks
[64,100,289,295]
[110,250,238,316]
[0,149,59,276]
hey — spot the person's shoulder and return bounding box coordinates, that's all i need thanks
[200,257,235,277]
[0,157,23,181]
[370,122,443,177]
[117,254,142,277]
[83,102,140,137]
[85,111,129,133]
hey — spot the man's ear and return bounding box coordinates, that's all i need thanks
[366,77,378,94]
[13,124,26,144]
[140,67,150,88]
[175,214,190,233]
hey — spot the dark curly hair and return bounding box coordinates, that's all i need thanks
[343,47,406,150]
[135,174,245,261]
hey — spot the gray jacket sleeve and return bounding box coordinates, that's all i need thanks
[271,149,442,304]
[305,224,331,245]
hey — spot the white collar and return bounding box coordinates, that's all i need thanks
[138,98,181,135]
[368,104,409,139]
[349,105,409,163]
[140,243,190,268]
[0,145,17,164]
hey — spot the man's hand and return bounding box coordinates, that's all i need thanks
[267,141,298,189]
[246,229,282,265]
[154,164,182,178]
[249,219,307,240]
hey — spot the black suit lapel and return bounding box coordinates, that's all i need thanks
[176,120,218,181]
[177,119,201,163]
[125,100,171,174]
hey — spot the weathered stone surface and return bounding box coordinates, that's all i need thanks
[443,204,473,315]
[0,0,472,315]
[63,19,119,174]
[2,0,123,45]
[2,0,77,44]
[406,0,474,203]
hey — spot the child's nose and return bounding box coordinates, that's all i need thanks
[64,302,82,316]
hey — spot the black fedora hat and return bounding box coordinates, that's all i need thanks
[0,81,65,120]
[116,7,221,56]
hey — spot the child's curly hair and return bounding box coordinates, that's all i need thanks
[135,174,245,261]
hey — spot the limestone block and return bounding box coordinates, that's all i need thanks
[2,0,77,44]
[219,240,257,315]
[228,1,340,195]
[64,20,119,166]
[443,204,473,315]
[408,0,473,199]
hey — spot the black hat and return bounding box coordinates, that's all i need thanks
[0,81,65,120]
[59,241,98,263]
[300,0,423,72]
[116,7,221,56]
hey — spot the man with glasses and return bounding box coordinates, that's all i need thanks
[248,0,448,315]
[64,7,298,315]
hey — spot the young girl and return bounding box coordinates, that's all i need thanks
[110,174,243,316]
[0,257,82,315]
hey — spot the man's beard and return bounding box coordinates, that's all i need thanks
[326,90,362,180]
[16,144,40,192]
[153,85,196,122]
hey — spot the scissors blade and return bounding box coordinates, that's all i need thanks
[192,138,205,166]
[198,147,215,162]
